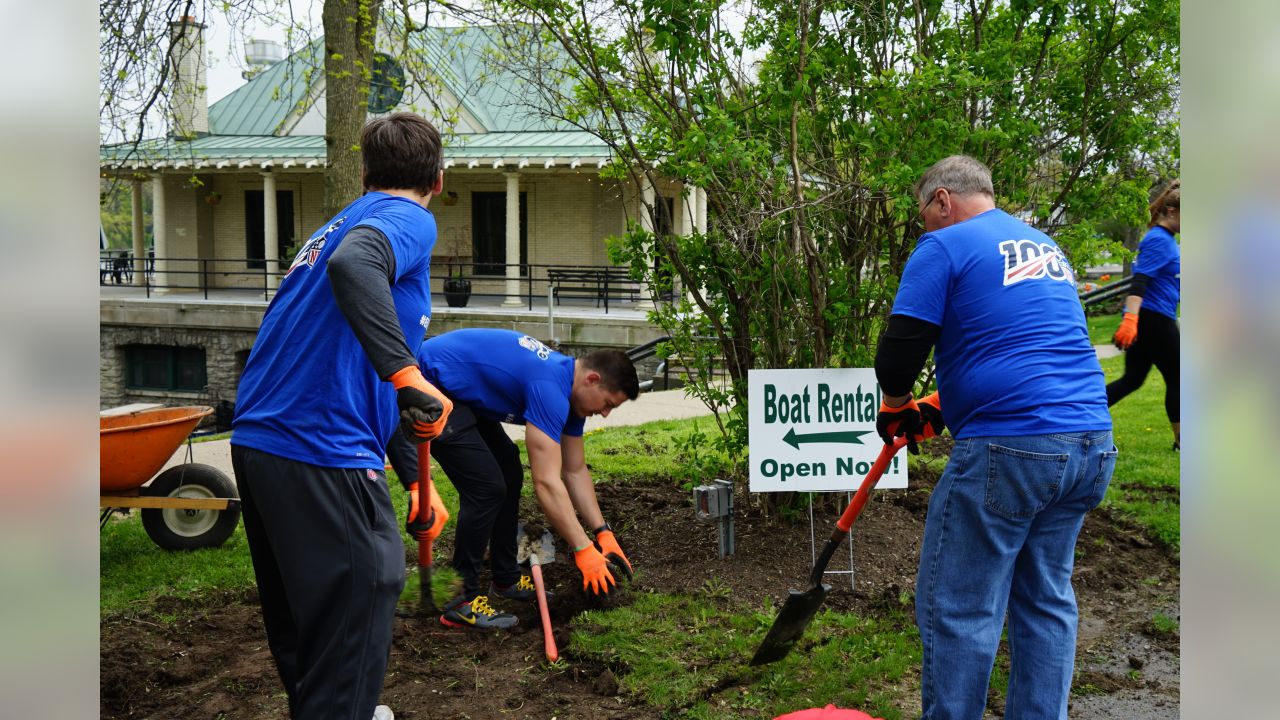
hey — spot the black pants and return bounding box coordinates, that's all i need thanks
[1106,308,1180,423]
[231,445,405,720]
[427,404,525,596]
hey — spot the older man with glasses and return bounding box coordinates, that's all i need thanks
[874,155,1117,719]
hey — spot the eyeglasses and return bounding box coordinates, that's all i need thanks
[917,189,941,222]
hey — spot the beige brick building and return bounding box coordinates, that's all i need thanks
[99,21,703,413]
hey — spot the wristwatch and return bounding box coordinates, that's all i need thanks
[592,522,612,536]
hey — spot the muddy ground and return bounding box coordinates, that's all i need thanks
[102,446,1179,719]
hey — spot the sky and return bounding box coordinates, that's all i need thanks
[202,1,321,104]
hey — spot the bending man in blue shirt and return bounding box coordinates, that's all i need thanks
[401,329,640,629]
[873,155,1117,720]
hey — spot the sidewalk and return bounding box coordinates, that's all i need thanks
[161,387,716,481]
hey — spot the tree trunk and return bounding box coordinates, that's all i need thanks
[323,0,382,218]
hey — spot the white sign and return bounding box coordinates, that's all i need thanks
[748,368,907,492]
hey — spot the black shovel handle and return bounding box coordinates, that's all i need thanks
[808,439,907,586]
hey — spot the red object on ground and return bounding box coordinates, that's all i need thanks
[774,705,884,720]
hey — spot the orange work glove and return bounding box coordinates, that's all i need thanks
[574,544,618,596]
[915,392,945,441]
[1112,312,1138,351]
[876,396,923,454]
[405,481,449,542]
[593,528,633,581]
[389,366,453,443]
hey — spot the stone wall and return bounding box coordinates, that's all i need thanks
[100,297,666,417]
[100,324,258,417]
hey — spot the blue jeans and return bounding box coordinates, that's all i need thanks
[916,431,1116,720]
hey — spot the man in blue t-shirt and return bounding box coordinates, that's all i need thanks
[402,329,640,630]
[230,113,454,720]
[873,155,1117,720]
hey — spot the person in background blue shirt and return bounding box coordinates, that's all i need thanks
[1108,180,1181,450]
[231,113,453,720]
[873,155,1117,720]
[406,329,640,630]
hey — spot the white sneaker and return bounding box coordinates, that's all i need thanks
[372,705,394,720]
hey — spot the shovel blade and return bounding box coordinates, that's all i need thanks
[749,584,831,666]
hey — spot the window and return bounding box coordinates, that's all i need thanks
[124,345,207,392]
[368,53,406,114]
[653,196,675,300]
[245,190,296,269]
[471,191,528,276]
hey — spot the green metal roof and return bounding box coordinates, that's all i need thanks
[200,24,576,137]
[209,40,323,136]
[102,23,606,169]
[100,131,610,169]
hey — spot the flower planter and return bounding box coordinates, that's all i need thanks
[443,277,472,308]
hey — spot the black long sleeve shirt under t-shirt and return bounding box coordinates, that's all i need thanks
[874,314,942,397]
[326,225,419,381]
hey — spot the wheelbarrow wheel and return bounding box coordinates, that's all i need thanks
[141,463,240,551]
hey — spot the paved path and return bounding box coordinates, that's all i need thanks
[161,387,716,480]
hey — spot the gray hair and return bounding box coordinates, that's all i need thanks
[914,155,995,204]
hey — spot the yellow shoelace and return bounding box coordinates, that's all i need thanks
[514,575,535,591]
[470,595,501,616]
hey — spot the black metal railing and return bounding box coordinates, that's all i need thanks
[100,252,653,312]
[1079,276,1133,309]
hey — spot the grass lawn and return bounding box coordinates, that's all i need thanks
[1097,352,1180,548]
[1086,311,1122,346]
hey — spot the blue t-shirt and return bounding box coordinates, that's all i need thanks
[232,192,437,469]
[1132,225,1180,320]
[891,209,1110,439]
[415,329,586,440]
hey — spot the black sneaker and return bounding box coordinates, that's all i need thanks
[439,594,518,630]
[491,575,549,603]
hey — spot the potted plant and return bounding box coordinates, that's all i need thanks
[441,232,471,307]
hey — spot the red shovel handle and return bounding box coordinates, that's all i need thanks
[417,442,436,613]
[531,560,558,662]
[835,437,910,533]
[417,442,434,565]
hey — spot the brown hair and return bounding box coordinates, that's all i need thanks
[1148,178,1180,227]
[582,349,640,400]
[361,112,443,196]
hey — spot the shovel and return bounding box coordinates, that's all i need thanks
[750,437,910,666]
[517,526,558,662]
[417,441,439,615]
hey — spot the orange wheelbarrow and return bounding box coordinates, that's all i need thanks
[100,405,241,551]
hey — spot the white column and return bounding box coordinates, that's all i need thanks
[502,171,523,306]
[634,176,656,309]
[152,174,168,293]
[693,186,708,303]
[680,184,697,237]
[262,171,279,290]
[131,178,146,286]
[695,186,707,234]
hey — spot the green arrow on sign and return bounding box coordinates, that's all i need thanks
[782,427,872,449]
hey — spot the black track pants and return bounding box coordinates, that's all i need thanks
[231,445,405,720]
[426,404,525,595]
[1106,309,1180,423]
